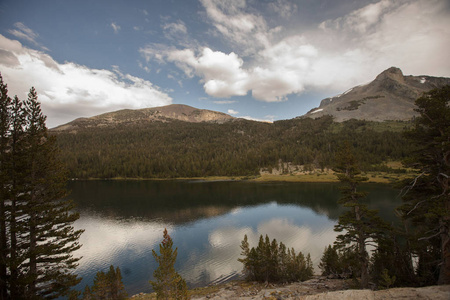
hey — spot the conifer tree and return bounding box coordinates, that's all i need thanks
[0,74,11,300]
[399,85,450,285]
[333,141,389,288]
[238,234,313,283]
[20,87,83,298]
[87,265,127,300]
[150,228,189,300]
[0,75,83,299]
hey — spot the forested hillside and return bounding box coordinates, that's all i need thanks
[53,116,413,179]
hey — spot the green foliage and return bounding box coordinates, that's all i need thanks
[370,232,417,288]
[82,265,127,300]
[319,245,341,276]
[333,141,390,288]
[319,245,360,279]
[53,115,413,179]
[150,228,189,300]
[238,234,313,283]
[378,269,396,290]
[398,85,450,285]
[0,74,83,299]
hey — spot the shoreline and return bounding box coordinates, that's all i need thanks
[69,171,413,184]
[129,277,450,300]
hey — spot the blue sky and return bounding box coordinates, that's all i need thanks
[0,0,449,128]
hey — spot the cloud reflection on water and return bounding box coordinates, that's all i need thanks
[179,206,339,286]
[74,214,172,273]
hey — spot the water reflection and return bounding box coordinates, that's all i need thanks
[70,181,400,295]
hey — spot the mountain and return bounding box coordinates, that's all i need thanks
[52,104,235,132]
[302,67,450,122]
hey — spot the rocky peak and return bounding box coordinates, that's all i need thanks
[374,66,405,83]
[301,67,450,122]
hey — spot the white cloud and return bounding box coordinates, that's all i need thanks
[320,0,393,34]
[213,100,237,104]
[163,20,187,36]
[200,0,270,53]
[111,22,121,33]
[312,0,450,86]
[140,0,450,105]
[166,47,250,98]
[0,34,172,128]
[7,22,48,51]
[227,109,239,115]
[268,0,298,19]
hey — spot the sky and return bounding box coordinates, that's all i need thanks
[0,0,449,128]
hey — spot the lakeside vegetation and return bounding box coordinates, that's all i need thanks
[53,116,415,180]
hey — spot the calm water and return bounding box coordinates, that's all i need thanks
[70,180,400,295]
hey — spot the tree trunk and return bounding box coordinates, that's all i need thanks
[355,204,369,288]
[9,195,18,298]
[28,214,37,297]
[359,235,369,288]
[438,211,450,284]
[0,200,7,300]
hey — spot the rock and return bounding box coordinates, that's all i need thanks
[191,279,449,300]
[301,285,450,300]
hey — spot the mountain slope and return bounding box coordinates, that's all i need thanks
[52,104,235,131]
[302,67,450,122]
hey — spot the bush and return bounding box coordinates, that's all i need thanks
[82,265,127,300]
[238,234,313,283]
[319,245,359,279]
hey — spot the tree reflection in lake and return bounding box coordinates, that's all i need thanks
[70,180,400,295]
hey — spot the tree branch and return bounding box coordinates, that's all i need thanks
[407,199,428,216]
[418,230,441,241]
[399,172,425,198]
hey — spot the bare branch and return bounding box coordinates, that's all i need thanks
[407,199,428,216]
[399,172,425,198]
[418,231,441,241]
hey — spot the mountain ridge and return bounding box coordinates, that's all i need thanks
[302,67,450,122]
[52,104,235,131]
[51,67,450,132]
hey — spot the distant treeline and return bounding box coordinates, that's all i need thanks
[53,116,414,179]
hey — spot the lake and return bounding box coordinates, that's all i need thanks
[70,180,401,295]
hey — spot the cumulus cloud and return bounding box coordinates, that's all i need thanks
[0,34,172,128]
[165,47,250,98]
[227,109,239,115]
[140,0,449,104]
[312,0,450,86]
[200,0,270,53]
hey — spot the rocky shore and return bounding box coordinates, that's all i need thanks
[131,277,450,299]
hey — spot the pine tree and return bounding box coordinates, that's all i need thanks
[0,74,11,300]
[107,265,127,300]
[319,245,341,276]
[20,87,84,298]
[150,228,189,300]
[238,234,313,283]
[0,76,83,299]
[84,265,127,300]
[399,85,450,285]
[333,141,389,288]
